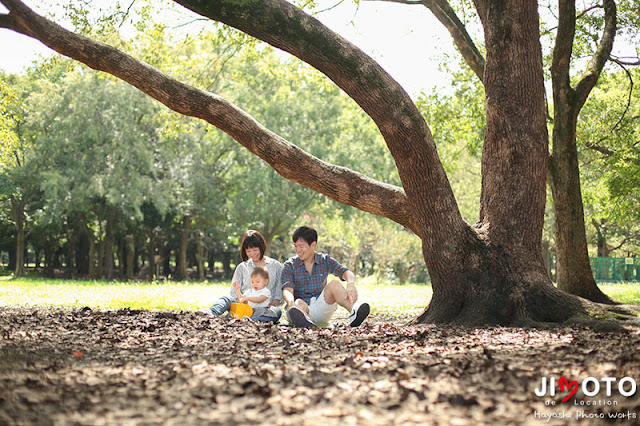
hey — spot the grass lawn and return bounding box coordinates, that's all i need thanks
[1,276,638,319]
[0,275,431,318]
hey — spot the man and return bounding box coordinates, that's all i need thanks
[282,226,370,328]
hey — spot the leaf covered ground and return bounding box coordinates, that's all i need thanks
[1,307,639,425]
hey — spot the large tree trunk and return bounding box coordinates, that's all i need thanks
[549,0,617,304]
[10,196,26,277]
[418,0,583,325]
[3,0,615,326]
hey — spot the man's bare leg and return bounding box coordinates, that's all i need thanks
[323,279,354,312]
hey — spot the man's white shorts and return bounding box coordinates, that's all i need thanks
[308,288,338,325]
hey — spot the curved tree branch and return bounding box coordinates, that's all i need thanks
[0,0,419,232]
[610,55,640,66]
[171,0,467,238]
[574,0,617,111]
[608,58,634,131]
[367,0,485,81]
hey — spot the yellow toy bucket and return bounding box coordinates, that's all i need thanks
[230,302,253,319]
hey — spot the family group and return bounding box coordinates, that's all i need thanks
[199,226,370,328]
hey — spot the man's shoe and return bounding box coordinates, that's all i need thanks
[287,307,316,328]
[349,302,370,327]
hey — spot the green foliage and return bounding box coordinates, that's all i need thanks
[579,69,640,255]
[309,206,427,284]
[0,76,22,171]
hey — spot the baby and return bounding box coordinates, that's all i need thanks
[233,266,271,309]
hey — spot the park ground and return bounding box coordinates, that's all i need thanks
[1,279,640,425]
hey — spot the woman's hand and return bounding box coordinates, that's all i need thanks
[269,299,282,307]
[232,281,240,290]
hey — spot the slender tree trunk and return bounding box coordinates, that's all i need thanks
[125,235,135,280]
[65,233,75,278]
[175,215,191,281]
[222,251,232,279]
[196,231,205,282]
[44,245,54,277]
[547,0,616,304]
[103,207,115,280]
[147,232,156,281]
[76,226,90,275]
[88,236,96,278]
[549,123,614,303]
[10,196,26,277]
[34,247,40,269]
[593,219,610,258]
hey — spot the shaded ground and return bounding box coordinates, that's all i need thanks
[1,307,639,425]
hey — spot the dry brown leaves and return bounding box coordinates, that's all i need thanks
[1,306,639,425]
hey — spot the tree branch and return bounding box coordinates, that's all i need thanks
[608,58,634,131]
[0,0,419,232]
[550,0,576,108]
[172,0,466,237]
[585,142,615,156]
[609,233,640,253]
[368,0,485,81]
[610,56,640,66]
[574,0,617,111]
[0,13,15,30]
[584,142,640,165]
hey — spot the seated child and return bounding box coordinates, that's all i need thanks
[233,266,271,310]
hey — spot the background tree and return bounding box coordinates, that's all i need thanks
[0,71,41,277]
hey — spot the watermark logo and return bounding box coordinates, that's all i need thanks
[533,376,637,422]
[535,376,637,404]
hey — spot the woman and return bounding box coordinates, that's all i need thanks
[203,230,283,322]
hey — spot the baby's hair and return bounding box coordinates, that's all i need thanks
[251,266,269,281]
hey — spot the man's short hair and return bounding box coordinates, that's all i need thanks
[292,226,317,245]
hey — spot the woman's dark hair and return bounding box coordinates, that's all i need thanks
[292,226,317,245]
[240,230,267,262]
